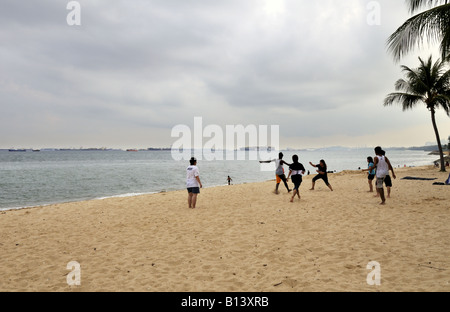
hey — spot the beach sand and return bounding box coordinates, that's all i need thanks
[1,165,449,292]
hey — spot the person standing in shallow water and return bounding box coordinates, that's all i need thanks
[309,160,333,191]
[287,155,306,202]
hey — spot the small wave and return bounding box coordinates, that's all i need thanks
[0,203,52,212]
[94,192,158,201]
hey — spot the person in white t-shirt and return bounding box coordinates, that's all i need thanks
[186,157,202,209]
[260,152,291,194]
[373,146,395,205]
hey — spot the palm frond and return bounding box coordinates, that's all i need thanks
[407,0,448,13]
[394,78,411,92]
[387,3,450,61]
[384,92,423,110]
[401,59,433,93]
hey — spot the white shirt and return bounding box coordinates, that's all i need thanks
[275,159,284,175]
[376,155,389,178]
[186,165,200,188]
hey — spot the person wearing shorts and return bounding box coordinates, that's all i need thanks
[287,155,306,202]
[186,157,202,209]
[384,174,393,197]
[309,160,333,191]
[274,152,291,194]
[373,146,395,205]
[374,149,396,200]
[260,152,291,194]
[381,150,395,198]
[363,156,376,192]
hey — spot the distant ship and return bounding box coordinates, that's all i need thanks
[9,149,27,152]
[126,149,138,152]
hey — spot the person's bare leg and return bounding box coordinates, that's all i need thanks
[378,188,386,205]
[327,184,333,191]
[368,180,373,192]
[192,194,198,208]
[290,190,297,202]
[310,181,315,190]
[387,187,391,198]
[188,193,193,208]
[282,178,291,192]
[374,188,380,197]
[275,183,280,194]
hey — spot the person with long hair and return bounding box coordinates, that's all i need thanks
[309,159,333,191]
[362,156,376,192]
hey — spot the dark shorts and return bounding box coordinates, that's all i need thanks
[384,175,392,187]
[368,174,375,181]
[312,174,329,186]
[291,175,303,190]
[187,187,200,194]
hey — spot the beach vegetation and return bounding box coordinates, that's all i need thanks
[387,0,450,61]
[384,55,450,171]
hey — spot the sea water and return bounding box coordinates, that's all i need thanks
[0,148,438,211]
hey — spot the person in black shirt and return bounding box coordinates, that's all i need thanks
[287,155,306,202]
[309,159,333,191]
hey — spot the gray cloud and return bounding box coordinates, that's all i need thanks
[1,0,448,149]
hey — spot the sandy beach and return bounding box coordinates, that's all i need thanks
[0,165,449,292]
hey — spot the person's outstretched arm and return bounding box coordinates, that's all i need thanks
[259,158,276,163]
[386,157,396,179]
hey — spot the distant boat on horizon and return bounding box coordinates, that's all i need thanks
[126,149,138,152]
[9,149,27,152]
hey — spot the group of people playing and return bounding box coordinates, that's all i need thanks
[185,146,396,208]
[263,152,333,202]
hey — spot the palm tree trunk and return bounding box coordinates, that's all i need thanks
[430,108,446,171]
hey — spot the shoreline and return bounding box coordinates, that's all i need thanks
[1,165,449,291]
[0,164,436,213]
[0,181,266,213]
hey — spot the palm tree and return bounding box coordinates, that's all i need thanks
[387,0,450,61]
[384,56,450,171]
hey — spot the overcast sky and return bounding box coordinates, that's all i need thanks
[1,0,449,149]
